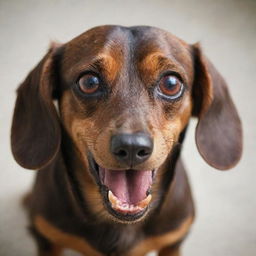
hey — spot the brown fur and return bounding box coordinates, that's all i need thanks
[11,25,242,255]
[127,216,193,256]
[35,216,102,256]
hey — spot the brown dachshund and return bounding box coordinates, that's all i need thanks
[11,25,242,256]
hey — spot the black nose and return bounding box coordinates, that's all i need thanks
[111,132,153,167]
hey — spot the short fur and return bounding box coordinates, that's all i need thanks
[11,25,242,256]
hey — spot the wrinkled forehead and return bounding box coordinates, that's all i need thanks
[61,25,194,84]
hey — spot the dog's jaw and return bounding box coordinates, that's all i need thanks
[88,153,157,223]
[108,190,152,215]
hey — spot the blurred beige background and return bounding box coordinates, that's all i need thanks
[0,0,255,255]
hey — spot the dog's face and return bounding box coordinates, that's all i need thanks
[11,26,242,223]
[59,26,194,221]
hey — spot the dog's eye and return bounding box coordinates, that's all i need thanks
[78,74,100,94]
[157,75,184,99]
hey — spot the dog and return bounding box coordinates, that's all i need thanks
[11,25,242,256]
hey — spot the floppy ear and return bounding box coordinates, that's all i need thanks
[11,44,62,170]
[192,43,242,170]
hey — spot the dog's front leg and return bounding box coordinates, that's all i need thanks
[38,247,62,256]
[30,225,63,256]
[158,245,180,256]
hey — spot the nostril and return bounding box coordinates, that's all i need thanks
[115,149,128,158]
[111,133,153,165]
[137,148,151,158]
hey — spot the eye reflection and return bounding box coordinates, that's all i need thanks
[157,75,184,99]
[78,74,100,94]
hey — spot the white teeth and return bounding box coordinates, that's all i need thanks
[137,194,152,208]
[108,190,117,205]
[123,204,129,209]
[107,191,152,214]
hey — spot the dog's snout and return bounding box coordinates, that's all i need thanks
[111,133,153,166]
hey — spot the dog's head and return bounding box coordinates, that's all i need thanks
[11,26,242,223]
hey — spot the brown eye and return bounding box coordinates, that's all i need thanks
[78,74,100,94]
[158,75,184,99]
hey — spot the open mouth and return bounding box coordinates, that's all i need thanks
[89,154,155,222]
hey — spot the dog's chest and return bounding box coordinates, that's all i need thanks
[35,214,143,255]
[84,223,144,255]
[35,213,193,256]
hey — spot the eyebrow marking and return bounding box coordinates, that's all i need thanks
[79,54,121,82]
[139,52,187,79]
[68,53,122,84]
[92,54,121,82]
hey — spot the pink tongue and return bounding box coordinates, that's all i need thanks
[100,168,152,204]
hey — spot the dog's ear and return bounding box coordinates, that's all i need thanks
[11,43,62,170]
[192,43,242,170]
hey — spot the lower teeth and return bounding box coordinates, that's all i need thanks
[108,191,152,213]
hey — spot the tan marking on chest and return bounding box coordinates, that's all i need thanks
[35,216,103,256]
[127,216,193,256]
